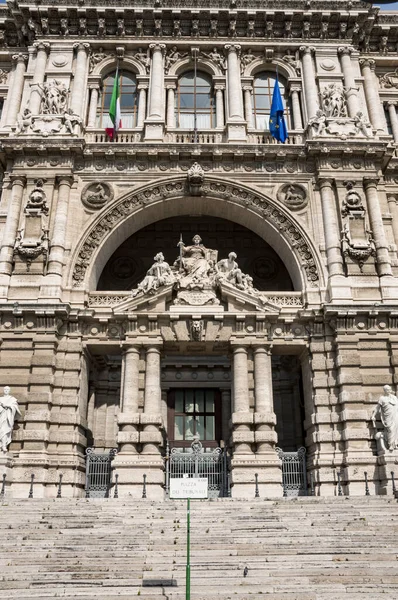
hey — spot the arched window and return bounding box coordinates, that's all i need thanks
[176,70,215,129]
[252,72,293,131]
[97,71,139,128]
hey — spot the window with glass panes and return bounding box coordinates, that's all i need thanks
[176,70,215,129]
[97,71,138,128]
[252,72,292,131]
[168,389,221,448]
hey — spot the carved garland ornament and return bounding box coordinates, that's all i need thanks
[72,180,320,287]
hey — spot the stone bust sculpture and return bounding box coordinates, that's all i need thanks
[0,386,21,453]
[372,385,398,451]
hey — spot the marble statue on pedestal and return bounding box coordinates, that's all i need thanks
[372,385,398,451]
[0,386,21,453]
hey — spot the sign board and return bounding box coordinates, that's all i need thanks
[169,477,208,499]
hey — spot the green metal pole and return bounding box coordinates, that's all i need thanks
[186,497,191,600]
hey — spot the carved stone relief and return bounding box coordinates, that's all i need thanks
[277,184,308,211]
[81,181,114,210]
[40,79,68,115]
[379,69,398,89]
[321,83,347,118]
[187,162,204,196]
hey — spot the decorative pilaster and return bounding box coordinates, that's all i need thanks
[5,54,28,128]
[338,46,360,117]
[359,59,385,133]
[70,43,90,118]
[224,44,246,141]
[215,84,225,129]
[289,85,303,129]
[145,44,166,141]
[0,175,26,279]
[46,176,74,279]
[29,42,50,115]
[253,346,277,454]
[318,178,345,277]
[141,345,163,454]
[386,101,398,142]
[166,83,176,129]
[137,83,148,128]
[87,83,100,128]
[299,46,318,120]
[363,177,392,277]
[232,346,253,455]
[387,194,398,248]
[243,85,254,129]
[117,346,140,454]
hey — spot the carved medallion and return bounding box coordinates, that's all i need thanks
[81,181,114,210]
[277,184,308,210]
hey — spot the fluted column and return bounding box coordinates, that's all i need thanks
[147,44,166,120]
[243,85,254,129]
[253,346,277,455]
[386,101,398,142]
[137,84,148,128]
[215,85,225,129]
[0,175,26,277]
[364,177,392,276]
[118,346,140,454]
[338,46,360,117]
[289,85,303,129]
[46,176,74,278]
[319,178,344,277]
[166,84,176,129]
[232,346,253,455]
[224,44,244,120]
[360,59,385,133]
[299,46,318,120]
[87,84,100,128]
[70,43,90,117]
[5,54,28,128]
[142,345,162,454]
[29,42,50,115]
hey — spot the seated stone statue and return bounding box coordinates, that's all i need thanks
[372,385,398,451]
[216,252,244,288]
[0,386,21,453]
[132,252,175,297]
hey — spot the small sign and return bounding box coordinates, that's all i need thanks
[169,477,208,499]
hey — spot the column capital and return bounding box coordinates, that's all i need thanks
[242,85,253,93]
[253,345,272,355]
[338,45,354,56]
[166,82,176,90]
[214,83,226,91]
[12,54,28,65]
[149,43,166,56]
[138,82,149,91]
[144,344,162,353]
[232,344,248,353]
[363,176,380,189]
[299,45,315,56]
[359,58,375,71]
[289,84,301,94]
[387,194,398,203]
[123,345,141,355]
[88,82,101,91]
[73,42,90,54]
[224,44,241,57]
[33,41,50,54]
[55,175,74,188]
[10,174,26,187]
[318,177,334,189]
[386,100,398,108]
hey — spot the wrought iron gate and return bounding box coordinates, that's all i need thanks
[276,446,307,497]
[165,437,230,498]
[85,448,117,498]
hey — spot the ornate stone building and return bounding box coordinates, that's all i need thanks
[0,0,397,498]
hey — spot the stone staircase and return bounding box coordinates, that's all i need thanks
[0,496,398,599]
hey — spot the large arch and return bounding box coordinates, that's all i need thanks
[69,176,326,294]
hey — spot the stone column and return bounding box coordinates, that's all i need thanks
[253,346,276,454]
[387,194,398,248]
[137,83,148,128]
[225,44,244,120]
[318,178,345,277]
[46,176,74,278]
[360,59,385,133]
[118,346,140,454]
[87,83,100,128]
[232,346,253,455]
[70,43,90,118]
[243,85,254,129]
[221,389,232,445]
[215,85,225,129]
[299,46,318,120]
[364,177,392,277]
[386,101,398,142]
[338,46,360,117]
[145,44,165,140]
[28,42,50,115]
[166,84,176,129]
[5,54,28,128]
[141,345,162,454]
[0,175,26,277]
[289,85,303,129]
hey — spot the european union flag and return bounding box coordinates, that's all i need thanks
[269,78,288,143]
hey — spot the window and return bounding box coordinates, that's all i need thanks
[168,388,221,448]
[176,70,215,129]
[252,72,292,131]
[96,71,138,128]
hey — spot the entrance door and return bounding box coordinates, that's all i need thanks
[167,388,222,449]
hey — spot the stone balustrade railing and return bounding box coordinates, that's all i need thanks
[85,130,143,143]
[165,130,225,144]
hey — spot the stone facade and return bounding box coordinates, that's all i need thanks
[0,0,397,498]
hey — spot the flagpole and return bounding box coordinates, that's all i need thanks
[113,59,120,143]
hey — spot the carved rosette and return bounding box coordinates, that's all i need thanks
[71,178,320,288]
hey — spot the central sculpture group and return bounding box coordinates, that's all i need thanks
[132,234,257,304]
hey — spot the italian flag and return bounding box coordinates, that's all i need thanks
[105,68,121,141]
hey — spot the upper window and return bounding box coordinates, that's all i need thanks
[176,70,215,129]
[97,71,138,129]
[253,72,292,131]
